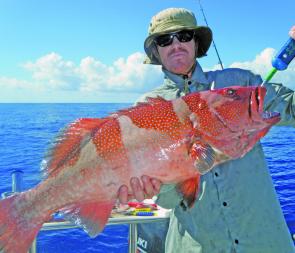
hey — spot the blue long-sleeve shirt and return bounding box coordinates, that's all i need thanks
[136,62,295,253]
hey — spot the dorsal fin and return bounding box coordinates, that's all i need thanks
[43,118,108,178]
[111,96,167,118]
[146,96,167,104]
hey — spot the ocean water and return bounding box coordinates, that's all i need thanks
[0,103,294,252]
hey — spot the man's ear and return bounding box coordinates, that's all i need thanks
[152,44,162,64]
[194,40,201,58]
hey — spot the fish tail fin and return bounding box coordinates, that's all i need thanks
[177,174,201,209]
[0,194,50,253]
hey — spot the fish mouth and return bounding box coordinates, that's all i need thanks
[250,86,281,124]
[262,111,280,123]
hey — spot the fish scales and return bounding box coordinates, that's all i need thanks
[0,86,281,253]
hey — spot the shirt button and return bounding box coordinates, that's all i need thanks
[235,239,239,244]
[223,202,227,207]
[214,172,219,177]
[188,81,192,85]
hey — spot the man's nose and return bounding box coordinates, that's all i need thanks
[170,36,182,47]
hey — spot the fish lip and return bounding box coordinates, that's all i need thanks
[262,111,281,124]
[250,87,281,124]
[249,86,267,121]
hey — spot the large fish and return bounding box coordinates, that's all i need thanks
[0,86,280,253]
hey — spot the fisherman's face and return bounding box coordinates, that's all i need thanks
[156,32,197,75]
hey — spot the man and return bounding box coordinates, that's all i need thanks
[118,8,295,253]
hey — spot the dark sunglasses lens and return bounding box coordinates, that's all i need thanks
[177,30,194,42]
[155,30,195,47]
[155,34,173,47]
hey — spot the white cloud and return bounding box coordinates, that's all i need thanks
[23,53,83,90]
[16,52,162,93]
[0,76,32,89]
[228,48,295,89]
[1,48,294,102]
[78,52,163,92]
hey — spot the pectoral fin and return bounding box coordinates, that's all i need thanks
[189,140,216,174]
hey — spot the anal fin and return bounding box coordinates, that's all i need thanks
[61,200,115,237]
[176,175,201,209]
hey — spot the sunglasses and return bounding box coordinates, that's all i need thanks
[154,30,195,47]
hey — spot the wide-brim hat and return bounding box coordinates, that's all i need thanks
[144,8,213,65]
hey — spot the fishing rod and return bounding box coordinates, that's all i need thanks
[197,0,224,70]
[262,36,295,85]
[197,0,295,82]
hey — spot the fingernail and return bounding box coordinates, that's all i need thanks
[131,177,136,184]
[118,187,125,196]
[142,176,148,183]
[131,177,138,186]
[152,179,159,185]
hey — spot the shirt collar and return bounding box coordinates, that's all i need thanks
[162,62,210,93]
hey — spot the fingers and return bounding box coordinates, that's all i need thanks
[142,175,162,197]
[289,26,295,39]
[117,176,163,204]
[117,185,130,205]
[131,177,145,202]
[151,178,162,193]
[141,175,155,198]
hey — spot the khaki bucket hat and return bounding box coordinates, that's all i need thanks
[144,8,212,65]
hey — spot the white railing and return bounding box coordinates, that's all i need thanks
[28,213,170,253]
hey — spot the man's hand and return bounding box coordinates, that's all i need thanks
[117,175,162,204]
[289,26,295,39]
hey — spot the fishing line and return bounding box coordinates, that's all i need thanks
[197,0,224,70]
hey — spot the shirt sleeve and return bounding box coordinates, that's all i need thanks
[155,184,183,209]
[264,82,295,127]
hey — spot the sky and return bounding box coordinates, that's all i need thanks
[0,0,294,103]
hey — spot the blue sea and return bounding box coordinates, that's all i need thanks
[0,103,294,252]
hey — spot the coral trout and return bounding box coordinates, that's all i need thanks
[0,86,280,253]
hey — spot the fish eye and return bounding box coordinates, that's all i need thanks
[227,89,236,96]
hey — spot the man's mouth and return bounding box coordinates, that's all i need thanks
[169,49,187,58]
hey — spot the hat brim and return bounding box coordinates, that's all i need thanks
[144,26,212,65]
